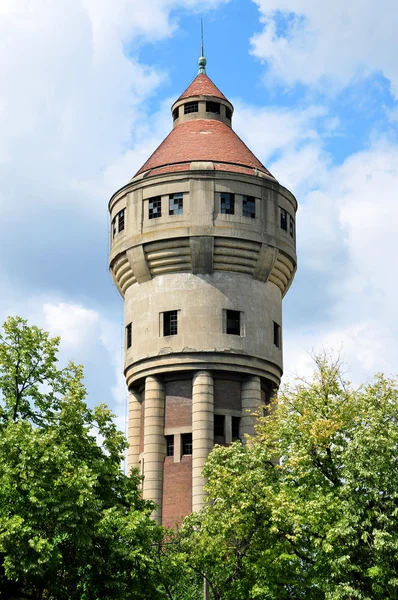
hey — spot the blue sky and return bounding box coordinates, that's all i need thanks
[1,0,397,429]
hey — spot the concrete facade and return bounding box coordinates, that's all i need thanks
[108,67,297,527]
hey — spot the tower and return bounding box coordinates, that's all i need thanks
[109,56,297,527]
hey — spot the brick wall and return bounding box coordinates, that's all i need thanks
[165,379,192,428]
[214,379,241,410]
[162,455,192,528]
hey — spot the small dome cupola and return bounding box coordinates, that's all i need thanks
[133,51,275,181]
[171,53,234,129]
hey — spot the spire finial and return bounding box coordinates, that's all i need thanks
[198,19,207,75]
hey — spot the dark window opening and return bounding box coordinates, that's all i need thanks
[220,192,235,215]
[182,433,192,455]
[226,310,241,335]
[172,107,179,121]
[225,107,232,120]
[163,310,178,336]
[118,209,125,232]
[280,208,288,231]
[149,196,161,219]
[214,414,225,444]
[289,215,294,238]
[232,417,240,442]
[206,101,220,114]
[273,321,281,348]
[126,323,132,349]
[184,101,198,114]
[243,195,256,218]
[112,217,117,238]
[169,193,183,215]
[166,435,174,457]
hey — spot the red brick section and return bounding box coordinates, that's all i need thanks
[214,379,241,411]
[162,456,192,529]
[165,380,192,429]
[177,74,228,102]
[135,119,274,177]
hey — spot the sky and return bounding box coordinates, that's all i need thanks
[1,0,397,430]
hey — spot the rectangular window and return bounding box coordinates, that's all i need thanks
[172,107,179,121]
[169,193,183,215]
[112,217,117,238]
[273,321,281,348]
[163,310,178,336]
[214,414,225,444]
[165,435,174,457]
[226,310,241,335]
[118,209,125,232]
[280,208,288,231]
[289,214,294,238]
[225,107,232,120]
[149,196,161,219]
[184,101,198,114]
[232,417,240,442]
[220,192,235,215]
[206,101,220,114]
[242,195,256,218]
[182,433,192,455]
[126,323,132,349]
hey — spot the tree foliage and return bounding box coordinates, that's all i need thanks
[174,354,398,599]
[0,316,164,600]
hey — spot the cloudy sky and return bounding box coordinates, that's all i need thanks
[1,0,397,429]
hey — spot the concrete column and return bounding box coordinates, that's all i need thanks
[192,370,214,512]
[127,389,141,471]
[143,376,165,524]
[240,376,262,441]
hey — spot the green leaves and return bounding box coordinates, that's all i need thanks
[172,354,398,599]
[0,317,166,599]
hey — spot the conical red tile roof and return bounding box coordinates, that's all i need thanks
[135,119,274,178]
[177,74,227,102]
[134,72,275,180]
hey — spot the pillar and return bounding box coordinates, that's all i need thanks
[127,389,141,471]
[192,370,214,512]
[143,376,165,523]
[240,376,262,441]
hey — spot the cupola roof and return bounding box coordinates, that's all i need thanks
[134,57,275,180]
[177,73,227,102]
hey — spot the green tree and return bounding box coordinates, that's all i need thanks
[0,316,164,600]
[175,354,398,599]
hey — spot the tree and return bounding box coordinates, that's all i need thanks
[0,316,165,600]
[174,354,398,599]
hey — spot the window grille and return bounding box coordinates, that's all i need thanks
[220,192,235,215]
[149,196,161,219]
[182,433,192,455]
[242,195,256,218]
[225,107,232,120]
[280,208,288,231]
[289,215,294,238]
[118,209,125,232]
[166,435,174,457]
[184,102,198,114]
[163,310,178,336]
[206,101,220,114]
[172,107,179,121]
[169,193,183,215]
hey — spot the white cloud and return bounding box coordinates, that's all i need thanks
[281,136,398,385]
[251,0,398,96]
